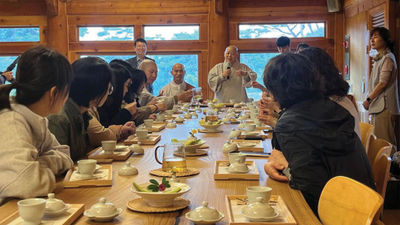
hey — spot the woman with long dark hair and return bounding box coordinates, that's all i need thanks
[48,57,134,161]
[0,46,74,203]
[363,27,399,146]
[300,47,361,137]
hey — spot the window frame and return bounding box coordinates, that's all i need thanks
[0,26,41,43]
[78,25,135,42]
[237,21,326,40]
[143,24,200,41]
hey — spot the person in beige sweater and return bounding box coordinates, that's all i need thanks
[0,46,74,204]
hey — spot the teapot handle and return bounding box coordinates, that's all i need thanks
[154,145,164,165]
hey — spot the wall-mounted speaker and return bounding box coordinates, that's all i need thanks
[327,0,341,13]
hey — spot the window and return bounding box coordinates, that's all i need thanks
[0,56,18,75]
[144,25,199,40]
[80,54,199,96]
[148,54,198,95]
[79,27,134,41]
[240,53,279,100]
[239,23,325,39]
[0,27,40,42]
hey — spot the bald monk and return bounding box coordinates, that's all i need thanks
[208,45,256,103]
[159,63,195,97]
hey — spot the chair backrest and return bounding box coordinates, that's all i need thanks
[360,122,374,151]
[318,176,383,225]
[367,134,392,166]
[372,151,391,199]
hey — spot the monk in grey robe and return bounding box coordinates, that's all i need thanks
[208,45,255,103]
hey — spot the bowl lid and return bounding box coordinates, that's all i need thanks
[118,162,138,176]
[188,201,221,221]
[242,197,275,218]
[45,193,66,211]
[88,198,118,217]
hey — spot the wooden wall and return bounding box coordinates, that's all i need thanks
[0,0,344,99]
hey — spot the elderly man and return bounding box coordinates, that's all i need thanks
[159,63,194,97]
[126,38,153,69]
[208,45,255,103]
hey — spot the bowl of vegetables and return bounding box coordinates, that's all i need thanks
[199,119,223,132]
[132,178,190,207]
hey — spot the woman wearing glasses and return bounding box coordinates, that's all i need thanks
[48,57,134,162]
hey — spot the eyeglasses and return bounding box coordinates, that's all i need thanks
[108,85,114,95]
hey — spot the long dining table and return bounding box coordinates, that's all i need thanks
[0,109,322,225]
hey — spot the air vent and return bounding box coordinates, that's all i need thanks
[372,12,385,28]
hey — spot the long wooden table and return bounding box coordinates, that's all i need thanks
[0,113,321,225]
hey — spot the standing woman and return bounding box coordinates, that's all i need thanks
[48,57,122,161]
[363,27,400,146]
[0,46,74,203]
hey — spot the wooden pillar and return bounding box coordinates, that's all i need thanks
[47,0,69,58]
[207,0,229,99]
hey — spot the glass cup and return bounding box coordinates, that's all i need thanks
[155,143,187,173]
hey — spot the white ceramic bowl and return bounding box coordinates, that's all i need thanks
[182,139,206,153]
[199,121,223,131]
[131,182,190,208]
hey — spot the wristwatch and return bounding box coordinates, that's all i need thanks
[366,97,372,103]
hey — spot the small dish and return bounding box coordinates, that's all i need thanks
[223,141,238,153]
[167,122,177,128]
[129,144,144,154]
[228,163,249,173]
[114,145,128,151]
[185,201,224,225]
[237,142,256,148]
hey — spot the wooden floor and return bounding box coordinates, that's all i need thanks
[383,209,400,225]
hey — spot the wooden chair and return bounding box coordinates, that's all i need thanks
[318,176,383,225]
[360,122,374,152]
[367,134,392,166]
[372,152,392,219]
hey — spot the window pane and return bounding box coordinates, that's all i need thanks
[148,55,198,95]
[0,56,18,95]
[239,23,325,39]
[240,53,279,100]
[80,55,132,62]
[80,54,199,96]
[79,27,134,41]
[144,26,199,40]
[0,27,40,42]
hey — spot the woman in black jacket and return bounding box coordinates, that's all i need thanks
[263,53,375,216]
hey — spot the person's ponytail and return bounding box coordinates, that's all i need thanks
[0,83,18,111]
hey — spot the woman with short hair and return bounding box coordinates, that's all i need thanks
[263,53,375,216]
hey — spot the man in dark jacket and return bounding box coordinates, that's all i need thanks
[263,53,375,216]
[126,38,154,69]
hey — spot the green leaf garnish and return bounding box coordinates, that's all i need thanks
[149,179,159,185]
[162,177,171,188]
[147,184,159,192]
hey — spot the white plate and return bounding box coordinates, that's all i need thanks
[84,208,123,222]
[44,204,71,217]
[241,207,279,222]
[237,142,256,148]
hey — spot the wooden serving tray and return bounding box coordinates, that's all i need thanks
[0,204,84,225]
[238,130,267,140]
[225,195,297,225]
[214,161,259,180]
[232,140,264,152]
[64,164,112,188]
[88,145,132,161]
[150,123,166,132]
[124,134,161,145]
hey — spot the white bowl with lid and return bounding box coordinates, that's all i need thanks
[241,197,279,222]
[84,198,122,222]
[185,201,224,224]
[44,193,71,217]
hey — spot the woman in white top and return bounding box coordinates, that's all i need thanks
[363,27,400,146]
[0,46,74,204]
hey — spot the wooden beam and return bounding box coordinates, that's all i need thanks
[47,0,68,56]
[230,38,334,52]
[0,1,46,16]
[45,0,58,16]
[69,41,207,52]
